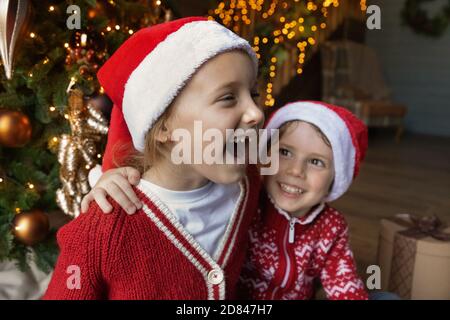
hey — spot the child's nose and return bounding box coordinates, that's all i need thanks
[287,162,306,179]
[242,100,264,128]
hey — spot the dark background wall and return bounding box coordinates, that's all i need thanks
[366,0,450,137]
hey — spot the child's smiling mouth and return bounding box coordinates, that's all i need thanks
[278,182,305,197]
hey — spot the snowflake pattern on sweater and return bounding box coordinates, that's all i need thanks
[239,192,368,300]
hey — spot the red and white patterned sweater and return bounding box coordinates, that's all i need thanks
[239,191,368,300]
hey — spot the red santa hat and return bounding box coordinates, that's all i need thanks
[263,101,368,202]
[88,17,258,186]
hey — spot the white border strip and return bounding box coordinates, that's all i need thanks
[141,203,215,298]
[221,177,249,268]
[138,183,228,299]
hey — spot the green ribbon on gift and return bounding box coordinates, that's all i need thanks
[391,214,450,242]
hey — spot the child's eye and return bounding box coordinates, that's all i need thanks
[220,94,236,101]
[280,148,292,157]
[217,94,237,107]
[309,158,325,167]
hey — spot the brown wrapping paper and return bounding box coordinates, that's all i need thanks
[378,216,450,300]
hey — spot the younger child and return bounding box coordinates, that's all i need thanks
[239,101,369,300]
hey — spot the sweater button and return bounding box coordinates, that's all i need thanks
[207,269,224,285]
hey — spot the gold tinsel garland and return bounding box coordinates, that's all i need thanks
[56,89,108,217]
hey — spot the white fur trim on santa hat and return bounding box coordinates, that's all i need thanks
[123,20,258,152]
[264,101,355,202]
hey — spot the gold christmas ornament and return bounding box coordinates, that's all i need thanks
[12,209,49,246]
[56,89,108,218]
[0,0,30,79]
[0,109,32,147]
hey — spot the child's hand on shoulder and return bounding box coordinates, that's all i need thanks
[81,167,142,215]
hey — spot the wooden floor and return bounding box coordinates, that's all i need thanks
[331,130,450,274]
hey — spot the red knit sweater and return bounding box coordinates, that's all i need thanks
[239,191,368,300]
[44,173,260,300]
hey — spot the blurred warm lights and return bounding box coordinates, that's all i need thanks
[209,0,341,107]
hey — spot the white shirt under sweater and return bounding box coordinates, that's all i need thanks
[138,179,240,257]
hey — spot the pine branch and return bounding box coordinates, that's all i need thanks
[33,230,59,274]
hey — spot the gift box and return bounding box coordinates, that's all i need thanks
[377,214,450,300]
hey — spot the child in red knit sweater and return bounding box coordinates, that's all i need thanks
[82,101,370,300]
[44,17,264,300]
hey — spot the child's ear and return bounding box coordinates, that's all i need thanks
[155,123,171,143]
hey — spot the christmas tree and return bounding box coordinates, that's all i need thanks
[0,0,170,273]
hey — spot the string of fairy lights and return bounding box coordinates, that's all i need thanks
[209,0,368,107]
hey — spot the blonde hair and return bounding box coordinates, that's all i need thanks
[116,106,175,174]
